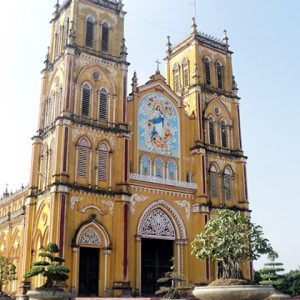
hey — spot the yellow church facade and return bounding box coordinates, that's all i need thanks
[0,0,251,297]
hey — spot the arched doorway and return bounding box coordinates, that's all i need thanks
[137,200,187,295]
[73,218,111,297]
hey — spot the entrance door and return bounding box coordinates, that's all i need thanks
[141,238,173,295]
[79,247,99,296]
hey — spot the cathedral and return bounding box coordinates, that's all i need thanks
[0,0,251,297]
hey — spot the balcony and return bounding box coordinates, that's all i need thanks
[130,173,197,190]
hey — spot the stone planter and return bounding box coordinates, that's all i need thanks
[193,285,274,300]
[26,289,73,300]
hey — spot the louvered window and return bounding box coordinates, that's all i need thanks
[81,84,90,117]
[85,17,94,47]
[204,58,211,85]
[101,23,109,52]
[221,120,227,148]
[208,117,215,145]
[210,172,218,198]
[224,169,232,201]
[183,66,189,87]
[99,88,108,121]
[77,142,88,178]
[217,62,223,89]
[98,143,109,182]
[173,65,180,92]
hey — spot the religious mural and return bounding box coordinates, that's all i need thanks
[138,93,179,157]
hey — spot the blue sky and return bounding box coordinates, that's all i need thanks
[0,0,299,272]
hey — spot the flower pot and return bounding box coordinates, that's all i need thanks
[192,285,274,300]
[26,289,73,300]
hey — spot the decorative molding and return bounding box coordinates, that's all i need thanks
[130,173,197,190]
[70,196,83,210]
[78,204,107,216]
[175,200,191,221]
[129,194,148,215]
[101,200,114,215]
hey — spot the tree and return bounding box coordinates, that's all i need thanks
[259,253,285,289]
[0,256,16,295]
[280,268,300,296]
[191,209,275,280]
[155,258,186,299]
[25,243,70,289]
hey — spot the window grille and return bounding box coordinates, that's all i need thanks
[85,17,94,47]
[221,120,227,147]
[99,88,108,120]
[208,117,215,145]
[101,23,109,52]
[183,66,189,87]
[81,84,90,117]
[217,63,223,89]
[98,143,109,182]
[204,58,211,85]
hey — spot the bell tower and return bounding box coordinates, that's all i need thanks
[25,0,131,293]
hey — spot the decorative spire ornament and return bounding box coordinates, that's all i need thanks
[131,71,138,93]
[223,29,229,50]
[68,20,76,45]
[166,35,172,57]
[53,0,60,17]
[44,47,50,70]
[120,38,128,61]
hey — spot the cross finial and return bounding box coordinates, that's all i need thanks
[155,59,161,74]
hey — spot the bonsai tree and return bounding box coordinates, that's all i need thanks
[259,253,285,289]
[0,256,16,295]
[155,258,186,299]
[191,209,275,282]
[25,243,70,289]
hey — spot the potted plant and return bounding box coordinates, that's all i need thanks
[25,243,72,300]
[191,209,276,300]
[0,256,16,299]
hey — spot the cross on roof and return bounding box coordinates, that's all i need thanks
[155,59,161,73]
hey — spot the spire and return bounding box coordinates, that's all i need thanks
[155,59,161,74]
[68,20,76,45]
[3,184,9,198]
[131,71,138,93]
[53,0,60,17]
[43,47,50,71]
[223,29,229,50]
[166,35,172,56]
[232,75,238,95]
[120,38,128,61]
[191,17,198,38]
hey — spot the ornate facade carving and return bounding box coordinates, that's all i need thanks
[79,227,101,246]
[140,208,175,240]
[129,194,148,215]
[175,200,191,221]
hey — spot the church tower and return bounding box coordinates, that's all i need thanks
[25,0,131,295]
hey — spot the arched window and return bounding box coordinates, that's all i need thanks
[204,57,211,85]
[98,142,110,182]
[140,155,150,176]
[173,64,180,92]
[85,16,94,47]
[154,157,164,178]
[208,116,215,145]
[221,120,227,148]
[81,84,91,117]
[216,62,223,89]
[224,167,232,201]
[182,58,189,88]
[99,88,108,121]
[167,160,177,180]
[77,138,89,178]
[101,22,109,52]
[210,165,218,198]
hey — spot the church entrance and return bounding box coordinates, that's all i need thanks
[79,247,99,296]
[141,238,173,295]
